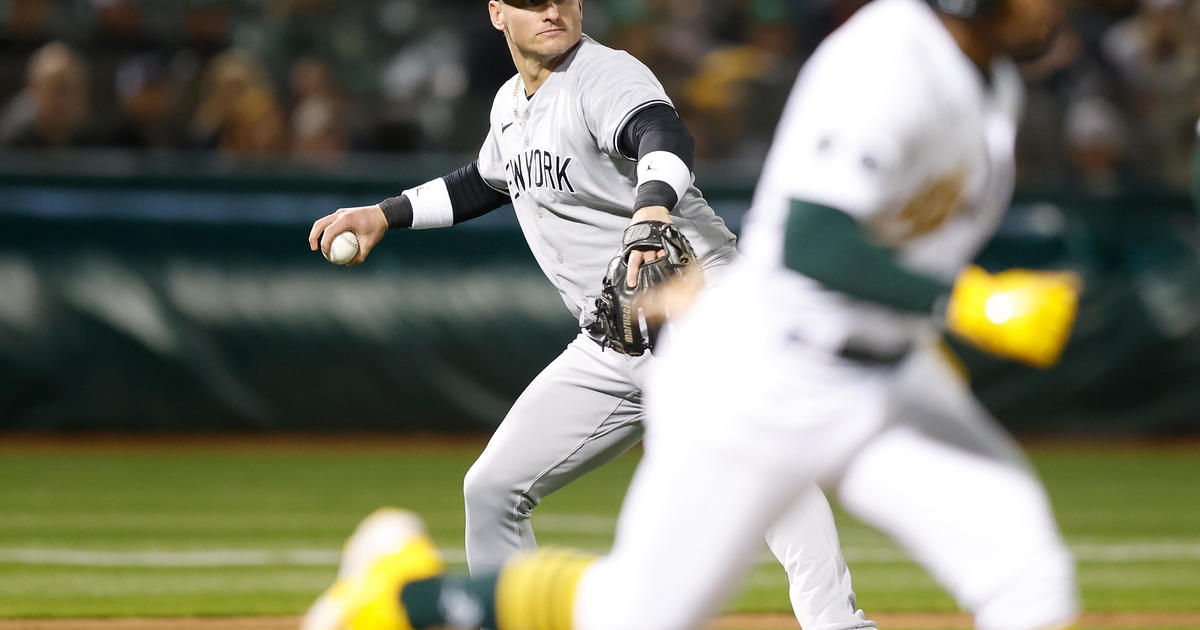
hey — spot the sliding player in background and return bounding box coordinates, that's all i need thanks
[306,1,872,629]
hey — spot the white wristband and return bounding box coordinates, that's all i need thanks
[636,150,692,205]
[402,178,454,229]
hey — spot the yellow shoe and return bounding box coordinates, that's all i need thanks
[301,508,444,630]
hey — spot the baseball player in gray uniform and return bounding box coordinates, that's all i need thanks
[302,1,1084,630]
[307,2,872,630]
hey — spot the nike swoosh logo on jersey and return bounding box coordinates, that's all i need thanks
[502,123,514,133]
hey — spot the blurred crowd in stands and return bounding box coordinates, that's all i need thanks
[0,0,1197,193]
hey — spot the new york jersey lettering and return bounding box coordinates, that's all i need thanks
[505,148,575,198]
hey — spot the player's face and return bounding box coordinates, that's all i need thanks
[490,0,583,62]
[978,0,1064,62]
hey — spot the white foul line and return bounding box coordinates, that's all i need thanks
[0,542,1198,568]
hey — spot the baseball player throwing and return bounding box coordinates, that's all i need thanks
[307,1,871,629]
[301,0,1085,629]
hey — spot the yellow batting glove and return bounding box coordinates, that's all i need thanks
[946,265,1081,368]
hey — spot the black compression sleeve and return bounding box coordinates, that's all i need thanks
[618,104,695,210]
[443,161,510,224]
[618,104,695,167]
[784,200,951,313]
[377,161,509,229]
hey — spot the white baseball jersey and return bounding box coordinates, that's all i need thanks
[591,5,1079,630]
[739,0,1023,356]
[476,34,737,319]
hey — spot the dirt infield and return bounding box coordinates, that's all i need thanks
[3,612,1200,630]
[718,612,1200,628]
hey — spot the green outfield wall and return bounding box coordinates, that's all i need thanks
[1,153,1197,434]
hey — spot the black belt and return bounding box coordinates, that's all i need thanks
[835,341,911,366]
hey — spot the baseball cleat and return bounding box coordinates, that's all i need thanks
[301,508,444,630]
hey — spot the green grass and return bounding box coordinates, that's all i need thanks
[0,441,1198,622]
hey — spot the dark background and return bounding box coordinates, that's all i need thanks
[1,0,1199,435]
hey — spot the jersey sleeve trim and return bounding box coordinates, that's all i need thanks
[611,99,672,161]
[482,178,509,195]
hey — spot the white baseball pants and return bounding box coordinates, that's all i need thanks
[572,270,1079,630]
[463,331,872,630]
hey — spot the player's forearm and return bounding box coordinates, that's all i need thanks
[784,200,951,313]
[379,161,510,229]
[631,205,670,223]
[619,104,695,213]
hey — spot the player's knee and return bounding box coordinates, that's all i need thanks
[462,461,497,510]
[463,460,533,519]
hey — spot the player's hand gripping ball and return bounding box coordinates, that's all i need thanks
[586,221,700,356]
[324,231,360,266]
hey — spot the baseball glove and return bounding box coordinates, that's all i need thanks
[585,220,698,356]
[945,264,1080,368]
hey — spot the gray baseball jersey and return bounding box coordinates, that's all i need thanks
[460,34,872,630]
[475,34,737,320]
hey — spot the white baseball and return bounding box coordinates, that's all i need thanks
[324,231,360,265]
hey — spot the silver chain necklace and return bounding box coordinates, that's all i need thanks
[511,77,524,122]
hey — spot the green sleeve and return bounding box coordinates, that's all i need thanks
[783,200,951,313]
